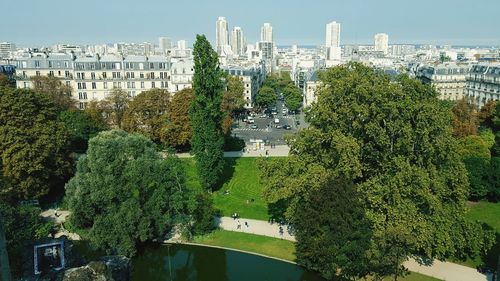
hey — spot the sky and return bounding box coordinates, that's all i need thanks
[1,0,499,47]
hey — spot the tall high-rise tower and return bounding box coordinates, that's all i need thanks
[231,27,246,56]
[374,33,389,55]
[260,23,273,42]
[158,37,171,53]
[216,17,230,55]
[325,21,341,60]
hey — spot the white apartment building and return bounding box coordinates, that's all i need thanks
[0,42,16,59]
[216,17,231,56]
[465,64,500,107]
[158,37,172,53]
[231,27,246,57]
[261,23,273,43]
[416,62,470,101]
[222,62,266,109]
[374,33,389,55]
[169,59,193,93]
[304,72,320,107]
[325,21,341,61]
[15,52,173,110]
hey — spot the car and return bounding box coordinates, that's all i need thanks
[282,108,288,113]
[251,124,258,129]
[275,125,282,129]
[274,118,280,124]
[247,117,255,124]
[283,125,292,130]
[260,113,267,118]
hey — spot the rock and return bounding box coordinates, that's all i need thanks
[59,256,130,281]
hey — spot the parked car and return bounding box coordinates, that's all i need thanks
[247,116,255,124]
[274,118,280,124]
[251,124,258,129]
[283,125,292,130]
[275,125,282,129]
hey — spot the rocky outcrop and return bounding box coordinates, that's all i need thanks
[60,256,130,281]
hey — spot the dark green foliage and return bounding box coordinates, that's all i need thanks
[0,88,72,198]
[0,198,51,276]
[255,86,277,109]
[189,35,225,190]
[66,130,197,256]
[59,110,104,153]
[260,63,495,280]
[295,177,371,280]
[283,85,303,111]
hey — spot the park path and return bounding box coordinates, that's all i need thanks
[176,145,290,158]
[217,216,493,281]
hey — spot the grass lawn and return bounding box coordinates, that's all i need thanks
[181,157,269,220]
[453,201,500,268]
[193,230,441,281]
[192,229,296,262]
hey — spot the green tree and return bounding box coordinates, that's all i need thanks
[221,76,245,135]
[255,86,277,109]
[452,97,479,138]
[259,63,494,280]
[283,85,302,112]
[101,88,130,128]
[478,100,497,129]
[122,88,170,143]
[31,75,75,110]
[59,110,104,153]
[161,88,194,150]
[0,73,14,88]
[189,35,225,190]
[85,99,109,130]
[0,88,72,198]
[66,130,197,256]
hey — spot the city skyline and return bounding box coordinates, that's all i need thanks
[1,0,500,47]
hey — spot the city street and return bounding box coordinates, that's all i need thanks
[232,100,306,145]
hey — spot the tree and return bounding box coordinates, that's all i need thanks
[0,88,72,198]
[0,73,14,88]
[189,35,225,190]
[452,97,479,138]
[84,99,109,130]
[31,75,76,109]
[101,88,130,128]
[259,63,494,280]
[221,76,245,135]
[59,110,104,153]
[255,86,277,109]
[161,88,194,150]
[294,177,372,280]
[478,100,497,129]
[65,130,197,256]
[122,88,170,143]
[283,85,303,112]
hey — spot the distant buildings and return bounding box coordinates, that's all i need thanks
[416,62,470,101]
[258,23,275,73]
[465,64,500,107]
[222,62,266,109]
[216,17,231,56]
[158,37,172,54]
[260,23,273,43]
[374,33,389,55]
[325,21,341,61]
[0,42,16,59]
[231,27,246,57]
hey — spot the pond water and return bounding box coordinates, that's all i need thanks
[131,244,326,281]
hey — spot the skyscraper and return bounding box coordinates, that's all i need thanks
[260,23,273,42]
[374,33,389,55]
[231,27,246,56]
[216,16,230,55]
[158,37,171,53]
[325,21,341,60]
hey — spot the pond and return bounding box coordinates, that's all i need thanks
[131,244,326,281]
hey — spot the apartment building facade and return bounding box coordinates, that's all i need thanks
[416,62,469,101]
[465,64,500,107]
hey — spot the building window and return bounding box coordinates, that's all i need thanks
[79,102,85,110]
[152,81,155,88]
[49,71,54,77]
[35,71,40,76]
[103,82,107,89]
[91,72,96,79]
[140,72,144,78]
[92,82,96,89]
[150,72,155,79]
[102,72,107,79]
[66,81,71,87]
[78,92,88,100]
[35,61,40,68]
[141,81,144,89]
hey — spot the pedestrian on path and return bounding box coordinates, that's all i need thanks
[237,220,241,230]
[245,221,249,228]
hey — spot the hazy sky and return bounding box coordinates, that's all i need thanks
[2,0,499,47]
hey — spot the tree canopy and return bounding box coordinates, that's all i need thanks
[189,34,225,190]
[100,88,130,128]
[65,130,198,256]
[255,86,277,109]
[122,88,171,143]
[283,85,302,111]
[161,88,194,150]
[31,75,75,110]
[259,63,494,280]
[0,88,72,198]
[59,110,104,153]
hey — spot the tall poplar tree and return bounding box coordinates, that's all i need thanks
[189,35,225,190]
